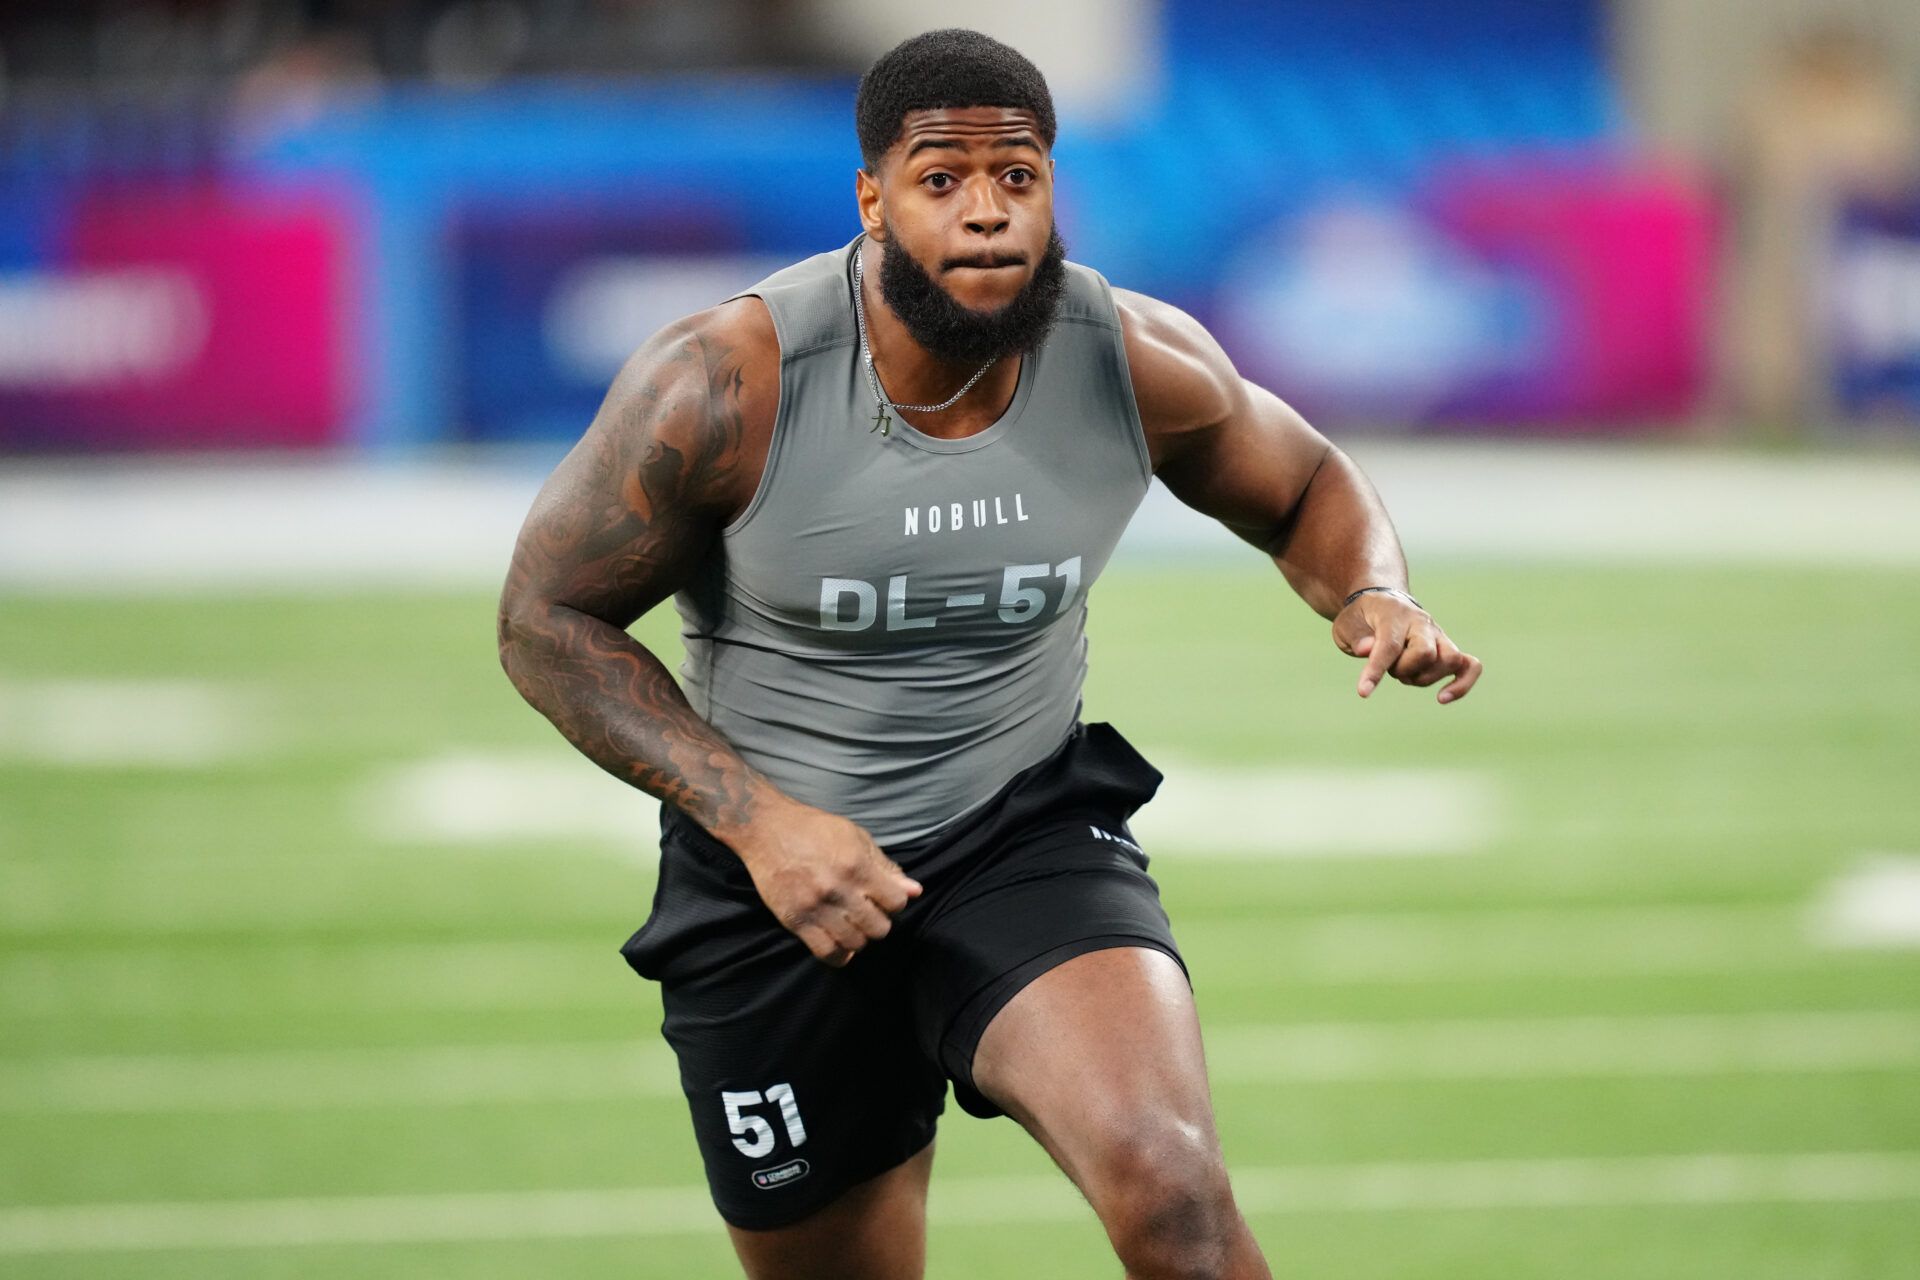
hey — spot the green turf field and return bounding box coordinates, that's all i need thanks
[3,563,1918,1277]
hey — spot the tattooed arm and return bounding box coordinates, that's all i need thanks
[497,300,920,965]
[497,303,769,834]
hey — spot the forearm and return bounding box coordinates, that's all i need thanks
[497,601,779,843]
[1266,448,1409,620]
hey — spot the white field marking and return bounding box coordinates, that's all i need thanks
[7,446,1920,595]
[1133,762,1498,857]
[352,751,661,851]
[1807,854,1920,949]
[1180,902,1812,984]
[0,939,614,1017]
[4,1009,1916,1115]
[0,680,262,768]
[0,904,1834,1019]
[2,1152,1918,1253]
[1202,1009,1920,1083]
[0,853,617,934]
[1122,444,1920,566]
[0,1040,684,1113]
[0,458,545,593]
[351,750,1489,860]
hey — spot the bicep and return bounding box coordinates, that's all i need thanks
[503,332,725,629]
[1155,378,1333,550]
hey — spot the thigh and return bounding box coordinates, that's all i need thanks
[910,816,1185,1119]
[969,945,1221,1201]
[726,1138,935,1280]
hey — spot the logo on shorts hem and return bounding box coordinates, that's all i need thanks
[752,1158,811,1190]
[1088,825,1143,855]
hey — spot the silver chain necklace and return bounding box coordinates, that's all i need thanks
[853,245,996,437]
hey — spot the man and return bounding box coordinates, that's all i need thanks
[498,28,1481,1280]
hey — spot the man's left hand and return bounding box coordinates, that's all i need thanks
[1331,594,1483,705]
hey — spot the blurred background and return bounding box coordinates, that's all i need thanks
[1,0,1919,445]
[2,1,1918,1277]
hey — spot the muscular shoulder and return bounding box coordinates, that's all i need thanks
[592,295,780,523]
[502,296,778,626]
[1112,288,1247,467]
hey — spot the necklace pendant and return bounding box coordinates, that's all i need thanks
[870,406,891,436]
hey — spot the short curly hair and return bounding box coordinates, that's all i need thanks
[855,29,1057,169]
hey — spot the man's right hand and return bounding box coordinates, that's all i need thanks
[727,800,923,967]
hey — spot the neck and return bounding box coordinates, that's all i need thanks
[859,248,1023,416]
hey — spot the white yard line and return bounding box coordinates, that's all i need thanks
[1807,854,1920,949]
[1202,1009,1920,1083]
[0,903,1843,1019]
[4,444,1920,595]
[0,938,612,1017]
[1132,763,1499,856]
[352,751,662,850]
[0,459,542,593]
[0,1040,685,1112]
[1184,902,1812,984]
[0,679,263,768]
[352,750,1499,857]
[1229,1151,1920,1212]
[0,857,633,936]
[1128,443,1920,567]
[3,1009,1915,1115]
[2,1152,1917,1253]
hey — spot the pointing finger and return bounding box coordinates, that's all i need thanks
[1359,625,1406,698]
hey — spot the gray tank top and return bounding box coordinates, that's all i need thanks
[673,236,1151,844]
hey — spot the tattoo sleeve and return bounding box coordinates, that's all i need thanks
[495,319,774,842]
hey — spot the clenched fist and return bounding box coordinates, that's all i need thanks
[732,798,923,967]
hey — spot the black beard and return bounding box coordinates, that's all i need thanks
[876,223,1068,366]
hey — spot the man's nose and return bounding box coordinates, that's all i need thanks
[961,176,1010,236]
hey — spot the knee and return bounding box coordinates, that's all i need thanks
[1092,1118,1240,1280]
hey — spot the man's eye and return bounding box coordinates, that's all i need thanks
[925,173,953,191]
[1006,169,1033,186]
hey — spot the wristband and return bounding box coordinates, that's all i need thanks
[1342,585,1422,611]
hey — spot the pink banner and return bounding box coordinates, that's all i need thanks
[0,185,357,450]
[1424,161,1717,423]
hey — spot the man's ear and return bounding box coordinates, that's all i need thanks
[855,168,886,241]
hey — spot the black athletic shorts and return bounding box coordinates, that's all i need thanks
[618,720,1188,1231]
